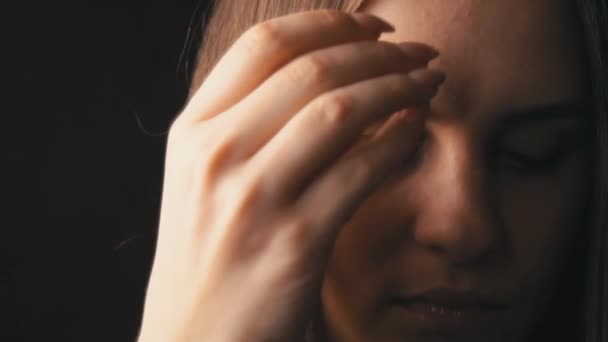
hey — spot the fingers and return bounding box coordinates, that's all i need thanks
[294,107,427,249]
[180,10,395,123]
[216,40,438,164]
[250,68,445,202]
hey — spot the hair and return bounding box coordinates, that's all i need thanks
[186,0,608,340]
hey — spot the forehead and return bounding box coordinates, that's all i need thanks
[361,0,586,123]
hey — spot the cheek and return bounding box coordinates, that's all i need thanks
[497,154,590,285]
[325,200,397,284]
[322,187,418,325]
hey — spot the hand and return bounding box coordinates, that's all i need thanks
[138,9,444,342]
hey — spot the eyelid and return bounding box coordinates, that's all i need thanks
[493,117,589,151]
[498,128,577,158]
[489,102,591,145]
[496,101,590,129]
[492,130,589,174]
[498,146,562,162]
[490,147,564,176]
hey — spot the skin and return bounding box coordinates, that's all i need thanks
[137,1,591,342]
[319,0,591,341]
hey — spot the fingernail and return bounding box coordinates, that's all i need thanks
[352,12,395,33]
[397,42,439,62]
[408,68,446,90]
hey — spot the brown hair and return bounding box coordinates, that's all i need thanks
[186,0,608,340]
[188,0,364,98]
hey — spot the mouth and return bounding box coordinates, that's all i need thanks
[389,288,507,331]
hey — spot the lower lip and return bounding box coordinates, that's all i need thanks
[391,300,499,330]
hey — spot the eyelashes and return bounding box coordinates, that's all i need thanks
[487,140,574,176]
[490,147,564,175]
[488,127,588,177]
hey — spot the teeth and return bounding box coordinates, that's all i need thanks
[398,300,475,319]
[428,305,465,317]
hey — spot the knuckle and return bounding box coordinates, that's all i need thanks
[240,160,293,205]
[217,173,267,218]
[279,212,334,260]
[280,215,318,248]
[315,93,355,127]
[245,168,281,203]
[186,124,241,180]
[289,55,332,86]
[204,136,239,174]
[204,134,239,172]
[239,177,267,209]
[246,21,283,48]
[283,215,313,233]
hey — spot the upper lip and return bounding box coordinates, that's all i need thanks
[395,288,507,310]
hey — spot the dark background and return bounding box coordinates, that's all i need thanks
[6,1,210,340]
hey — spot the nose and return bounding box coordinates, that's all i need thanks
[413,136,499,265]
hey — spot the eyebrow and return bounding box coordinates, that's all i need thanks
[497,101,591,130]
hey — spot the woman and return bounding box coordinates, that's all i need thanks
[137,0,608,341]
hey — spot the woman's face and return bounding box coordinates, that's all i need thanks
[321,0,591,341]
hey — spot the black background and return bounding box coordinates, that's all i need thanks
[6,1,208,340]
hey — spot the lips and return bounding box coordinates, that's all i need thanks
[396,288,506,309]
[390,289,507,330]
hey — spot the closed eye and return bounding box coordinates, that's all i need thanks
[489,145,567,176]
[488,100,591,176]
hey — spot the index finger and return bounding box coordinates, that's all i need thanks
[181,10,395,123]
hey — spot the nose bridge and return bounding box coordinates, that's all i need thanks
[415,134,497,264]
